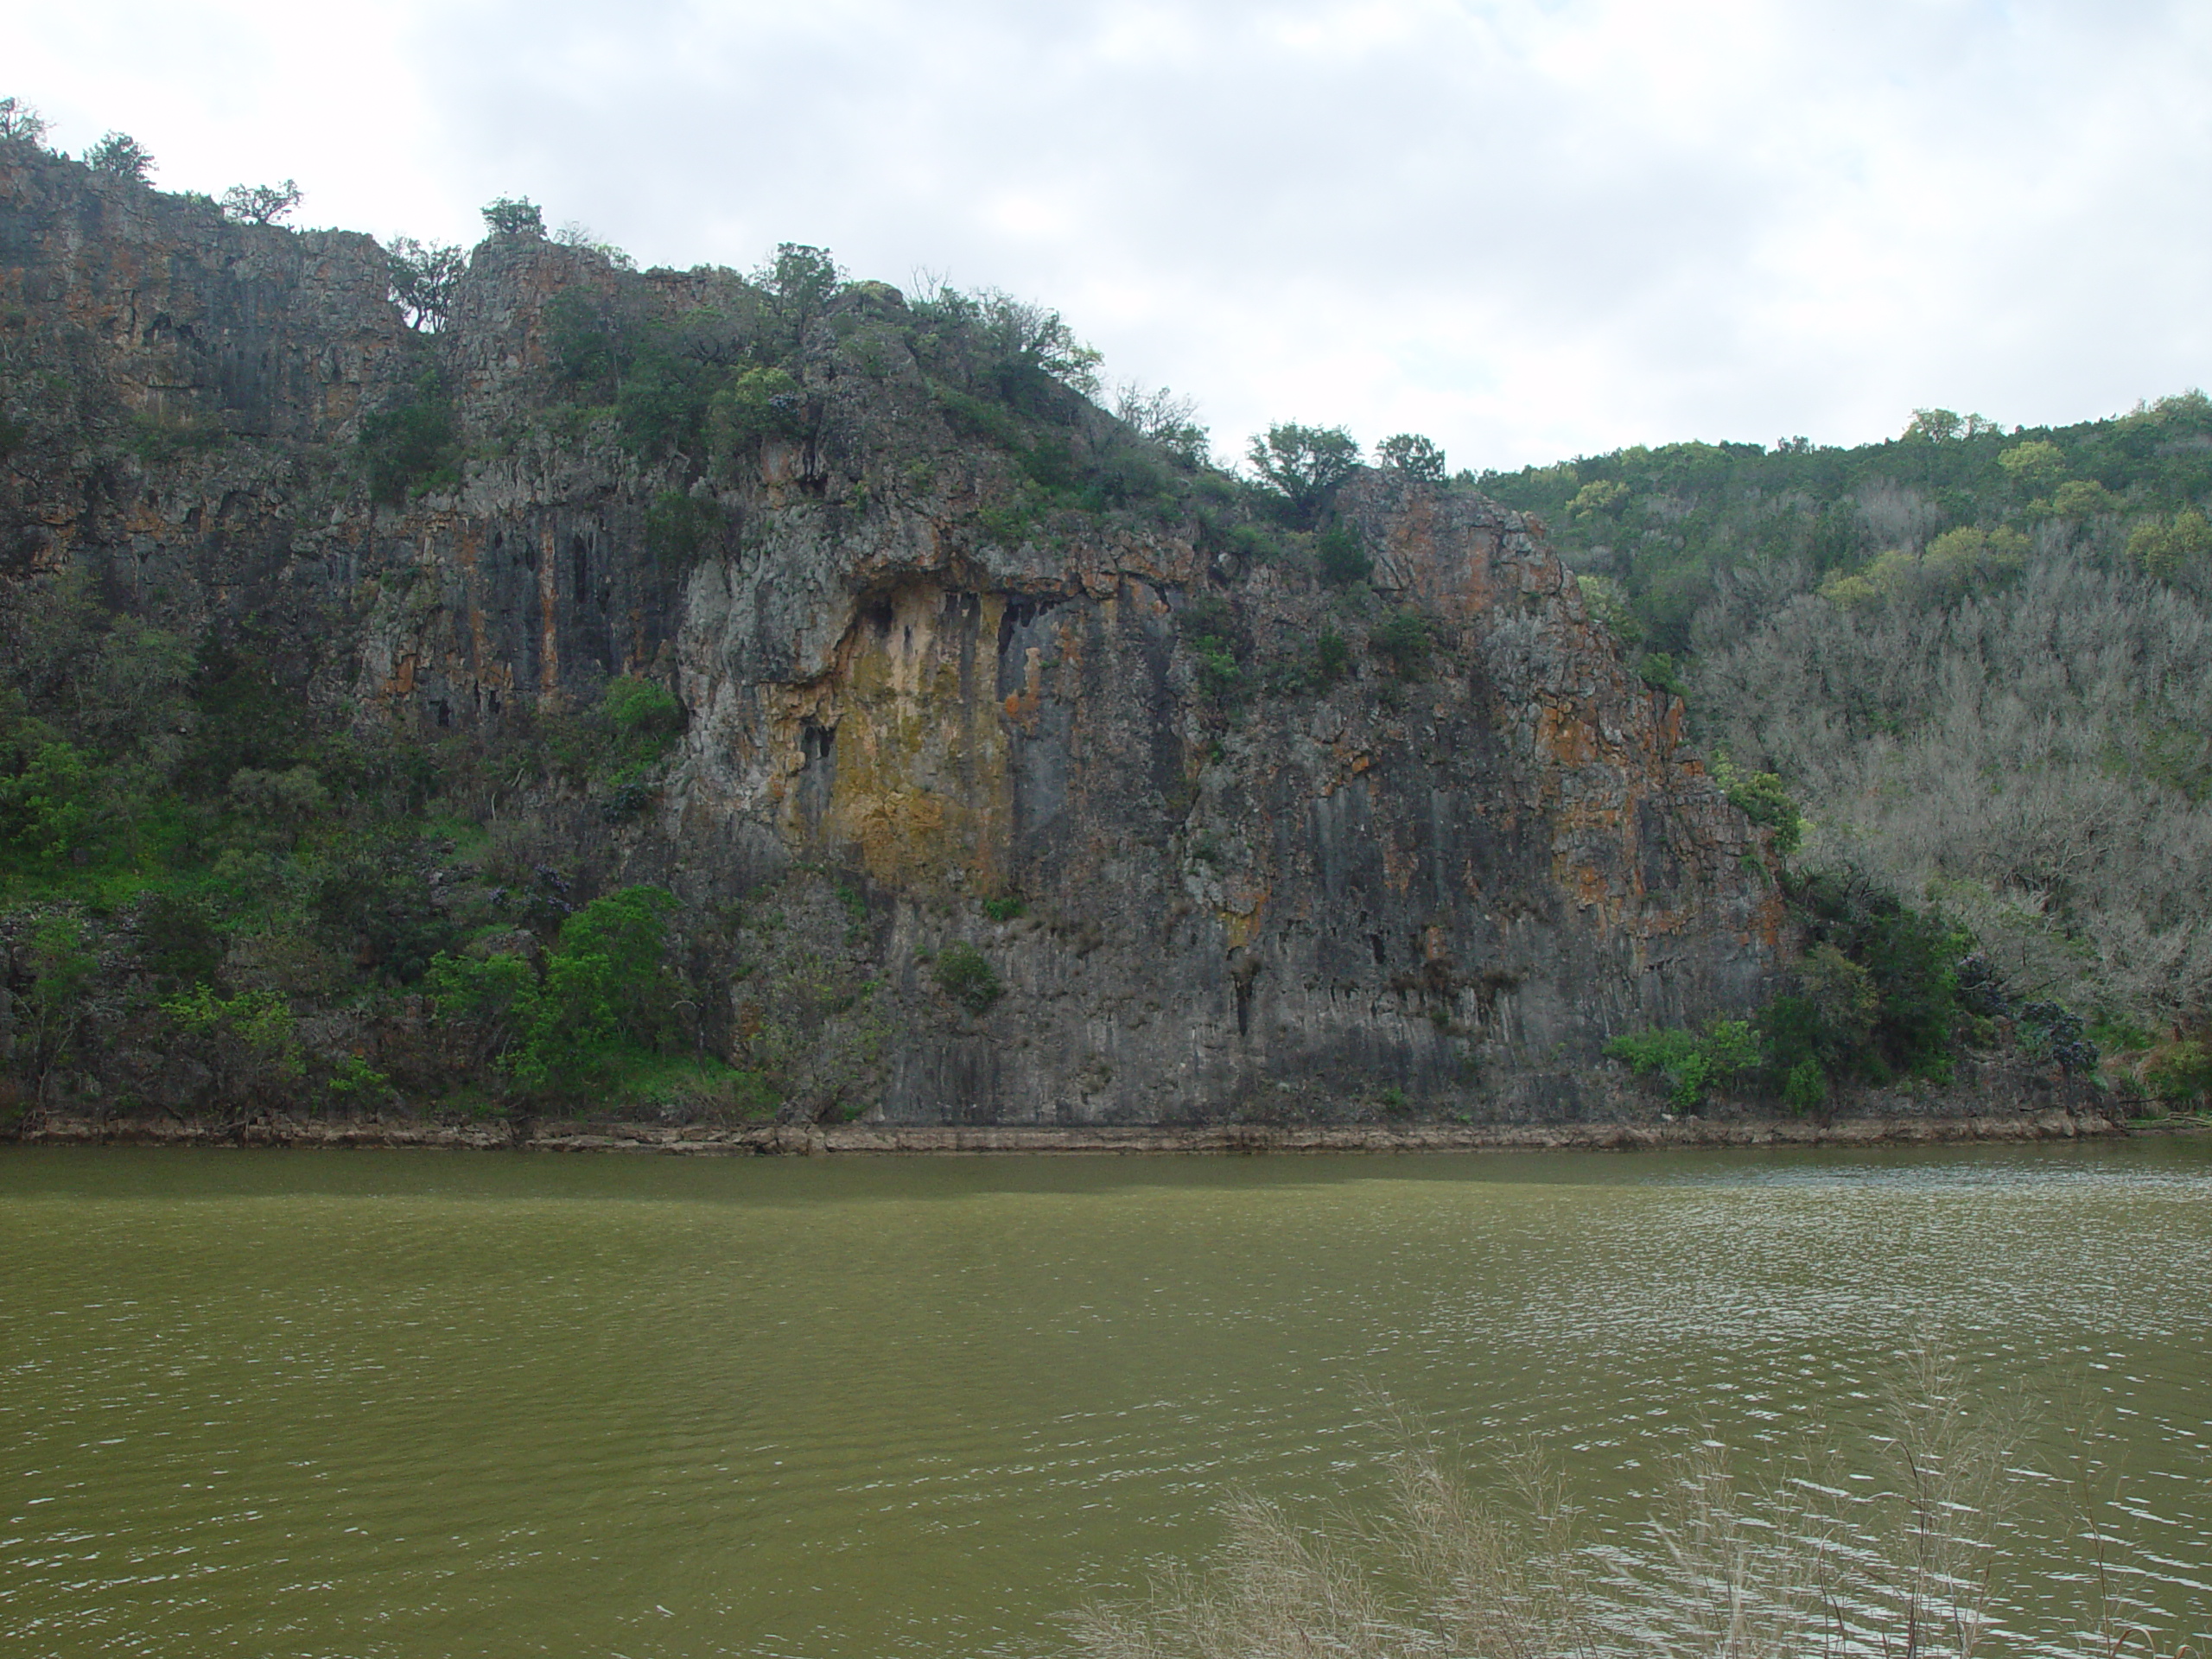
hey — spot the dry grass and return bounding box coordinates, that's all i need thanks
[1065,1357,2201,1659]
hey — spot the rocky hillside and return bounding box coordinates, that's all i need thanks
[0,139,1789,1126]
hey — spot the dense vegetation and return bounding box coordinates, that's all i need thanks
[3,102,2208,1122]
[1476,398,2212,1111]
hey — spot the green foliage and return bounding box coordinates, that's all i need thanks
[1370,609,1433,680]
[480,196,544,237]
[219,180,301,226]
[1482,391,2212,656]
[86,130,155,181]
[159,984,306,1102]
[706,365,808,449]
[1575,573,1645,649]
[644,490,727,563]
[1637,652,1688,699]
[1820,527,2027,607]
[430,886,682,1095]
[1316,521,1371,586]
[932,940,1002,1014]
[137,890,219,986]
[9,911,97,1083]
[1709,755,1802,855]
[1782,1055,1827,1114]
[359,371,460,503]
[1606,1018,1759,1109]
[0,736,93,863]
[124,410,226,465]
[2143,1039,2212,1106]
[1179,595,1244,701]
[0,97,49,145]
[1376,433,1446,483]
[2126,508,2212,580]
[1784,871,1968,1082]
[2049,478,2117,518]
[603,677,683,740]
[1248,423,1361,528]
[756,243,845,354]
[385,238,463,332]
[982,894,1026,922]
[1997,439,2065,493]
[1311,629,1352,687]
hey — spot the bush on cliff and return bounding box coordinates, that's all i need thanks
[359,370,461,503]
[427,885,683,1095]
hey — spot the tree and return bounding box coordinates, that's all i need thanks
[385,237,464,331]
[219,179,302,225]
[480,195,545,237]
[2126,509,2212,580]
[1376,432,1446,483]
[0,96,48,144]
[86,130,155,181]
[756,242,844,353]
[1114,385,1210,467]
[1248,423,1361,526]
[1997,439,2065,493]
[554,220,636,270]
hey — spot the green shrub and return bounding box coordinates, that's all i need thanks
[1316,521,1371,585]
[982,894,1025,923]
[2143,1039,2212,1106]
[706,365,808,450]
[1710,756,1803,855]
[1607,1018,1758,1109]
[428,885,682,1095]
[645,491,727,564]
[933,940,1002,1014]
[1370,609,1433,680]
[359,371,459,504]
[1312,629,1351,687]
[1782,1055,1827,1114]
[1637,651,1688,699]
[604,677,683,739]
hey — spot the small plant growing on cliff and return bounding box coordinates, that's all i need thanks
[933,941,1002,1014]
[1311,629,1351,688]
[1316,520,1371,586]
[1370,608,1433,680]
[982,894,1026,923]
[1709,754,1803,855]
[359,371,460,503]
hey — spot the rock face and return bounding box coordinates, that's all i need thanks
[0,144,1788,1123]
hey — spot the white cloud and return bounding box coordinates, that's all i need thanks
[8,0,2210,468]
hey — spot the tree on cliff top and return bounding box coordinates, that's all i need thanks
[220,179,302,226]
[86,130,155,181]
[481,195,545,238]
[386,238,465,332]
[0,97,48,145]
[1249,423,1361,527]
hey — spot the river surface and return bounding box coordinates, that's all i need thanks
[1,1139,2207,1657]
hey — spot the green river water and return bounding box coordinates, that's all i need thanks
[1,1139,2207,1657]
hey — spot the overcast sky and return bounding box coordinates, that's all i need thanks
[12,0,2211,471]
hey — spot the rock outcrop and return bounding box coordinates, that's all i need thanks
[0,143,1789,1124]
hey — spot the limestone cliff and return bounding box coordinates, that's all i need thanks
[0,143,1787,1123]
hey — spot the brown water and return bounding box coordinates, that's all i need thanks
[0,1140,2207,1657]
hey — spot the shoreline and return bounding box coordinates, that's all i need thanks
[10,1109,2196,1156]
